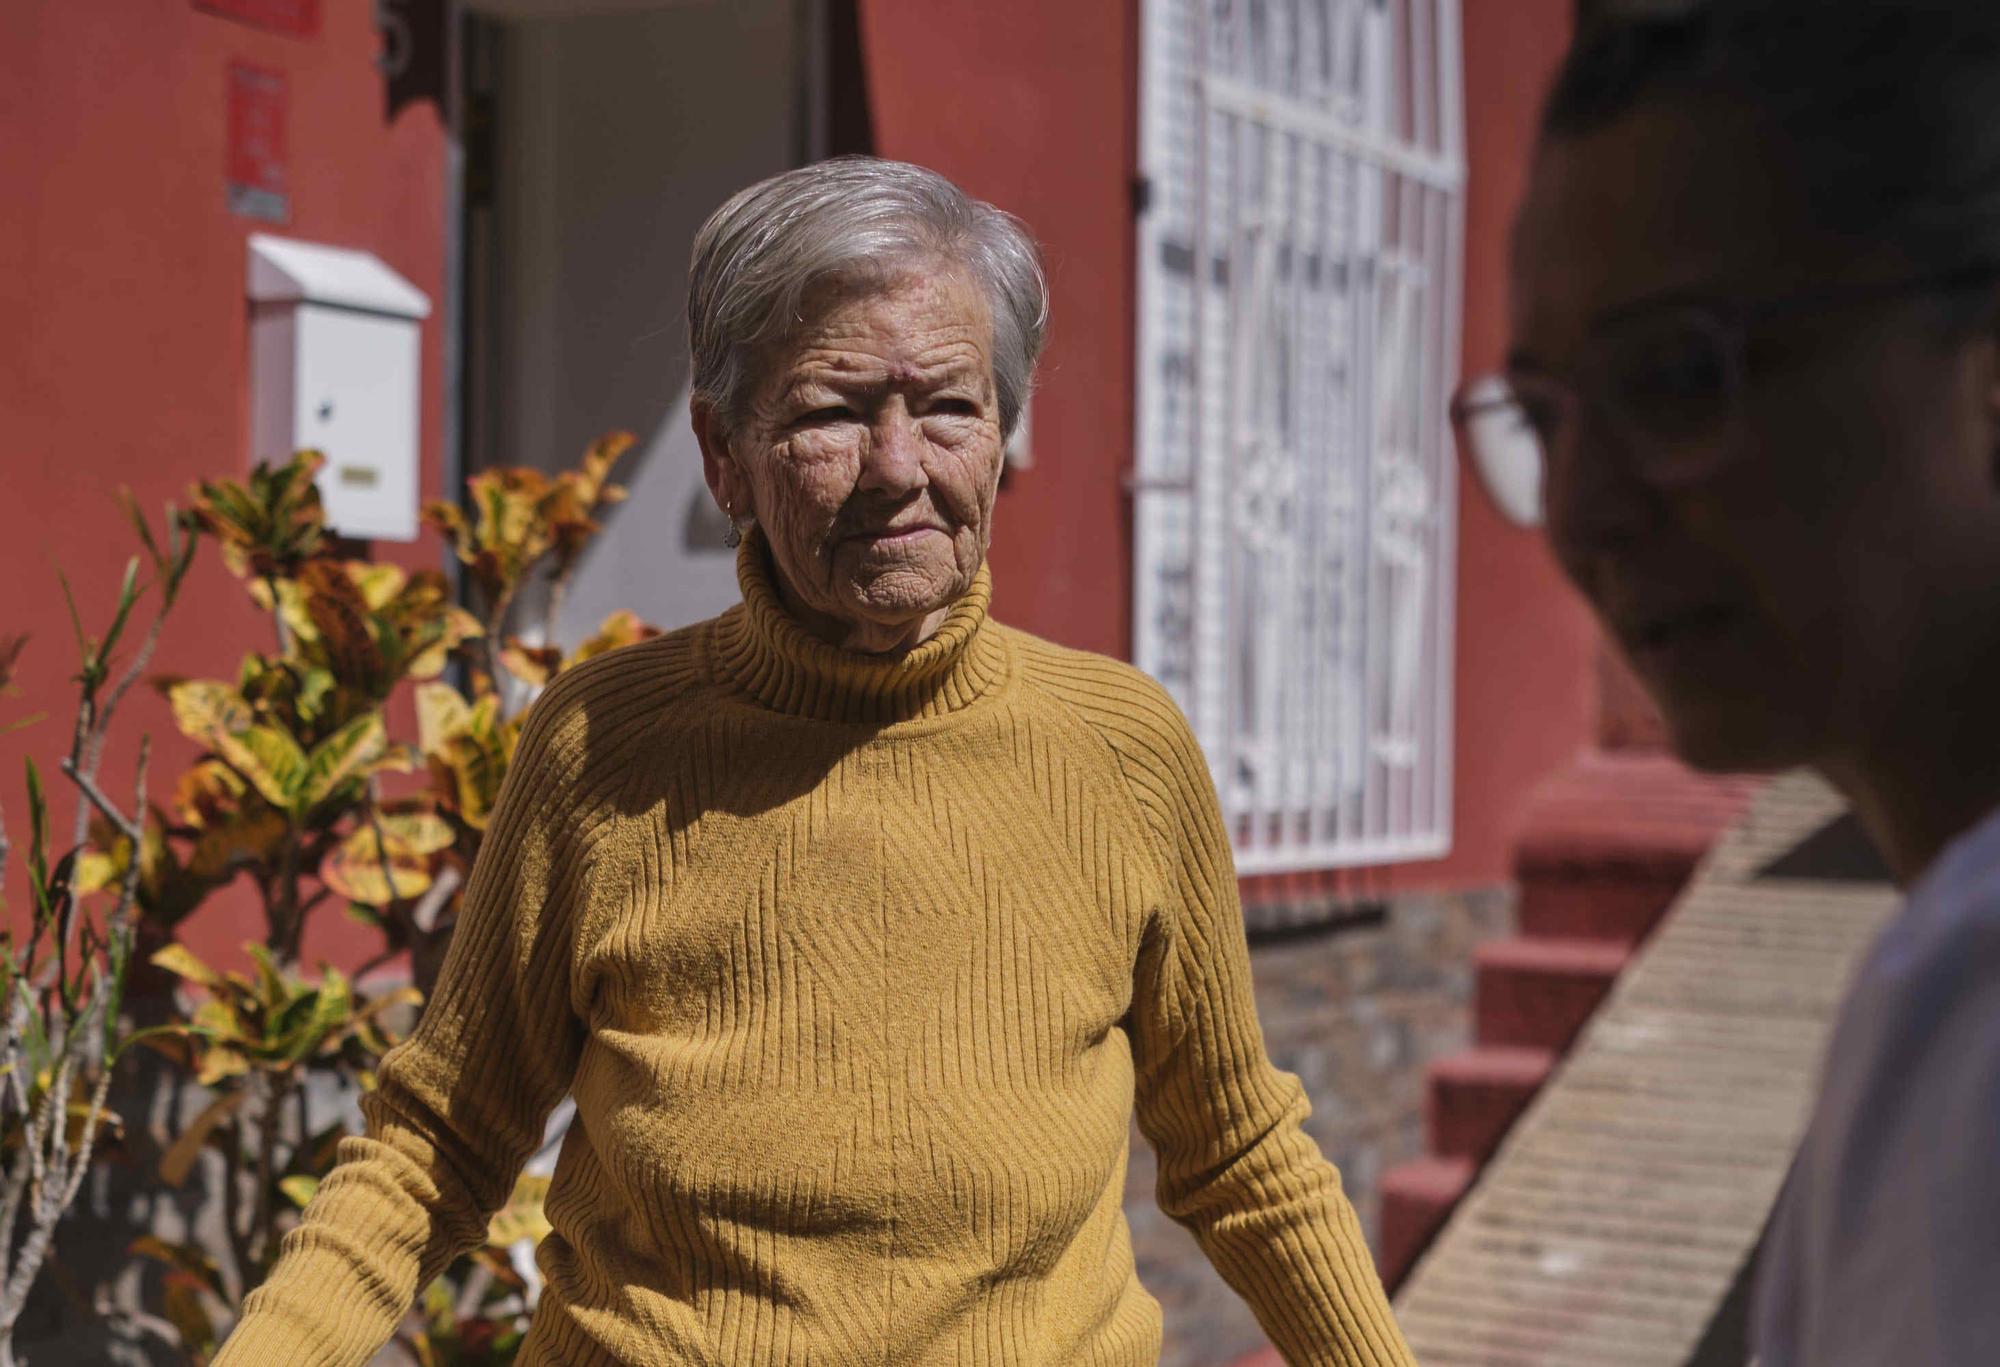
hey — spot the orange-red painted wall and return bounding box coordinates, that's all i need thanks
[0,2,448,971]
[1387,0,1600,892]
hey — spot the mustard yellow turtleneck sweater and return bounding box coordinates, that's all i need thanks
[217,540,1415,1367]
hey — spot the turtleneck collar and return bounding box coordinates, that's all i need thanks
[712,528,1009,724]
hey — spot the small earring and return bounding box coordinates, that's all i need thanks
[723,502,744,549]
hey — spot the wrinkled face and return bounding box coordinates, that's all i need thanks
[1511,97,2000,773]
[701,269,1005,648]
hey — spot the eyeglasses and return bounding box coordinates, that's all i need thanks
[1451,264,2000,507]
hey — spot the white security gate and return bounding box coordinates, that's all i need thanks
[1135,0,1465,874]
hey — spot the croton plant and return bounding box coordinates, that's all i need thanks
[77,435,652,1364]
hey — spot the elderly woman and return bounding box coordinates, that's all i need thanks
[1483,3,2000,1363]
[215,158,1412,1366]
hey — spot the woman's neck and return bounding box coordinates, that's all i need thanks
[1824,729,2000,888]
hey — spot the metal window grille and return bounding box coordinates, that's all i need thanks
[1135,0,1466,874]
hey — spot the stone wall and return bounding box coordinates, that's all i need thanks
[1126,885,1516,1367]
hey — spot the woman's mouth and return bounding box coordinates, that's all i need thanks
[849,524,944,548]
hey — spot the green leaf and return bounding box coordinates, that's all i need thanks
[102,927,132,1059]
[24,759,52,929]
[108,1021,212,1065]
[149,944,225,992]
[279,966,351,1064]
[99,557,142,664]
[55,570,94,680]
[278,1173,320,1209]
[242,943,291,1011]
[121,488,163,570]
[297,711,387,812]
[232,725,308,809]
[342,901,387,931]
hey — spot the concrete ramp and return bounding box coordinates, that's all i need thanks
[1392,773,1897,1365]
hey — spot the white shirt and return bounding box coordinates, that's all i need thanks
[1754,802,2000,1365]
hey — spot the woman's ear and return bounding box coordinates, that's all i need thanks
[692,401,750,517]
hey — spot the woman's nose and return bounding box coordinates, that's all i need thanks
[858,409,929,497]
[1544,405,1664,565]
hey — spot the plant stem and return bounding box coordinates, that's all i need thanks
[220,1115,253,1305]
[270,830,304,970]
[264,576,292,657]
[249,1072,283,1280]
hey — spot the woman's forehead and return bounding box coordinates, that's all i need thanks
[771,275,995,381]
[1509,98,1816,359]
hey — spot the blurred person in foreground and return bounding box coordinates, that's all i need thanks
[212,157,1414,1366]
[1461,2,2000,1362]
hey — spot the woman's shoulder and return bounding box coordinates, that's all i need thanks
[510,619,726,774]
[996,624,1204,777]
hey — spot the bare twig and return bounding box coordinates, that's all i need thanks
[0,1103,34,1285]
[58,758,140,845]
[60,1062,116,1208]
[77,607,172,835]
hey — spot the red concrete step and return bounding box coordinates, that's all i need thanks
[1513,752,1760,947]
[1515,853,1699,947]
[1427,1045,1555,1163]
[1474,936,1630,1051]
[1378,1155,1476,1294]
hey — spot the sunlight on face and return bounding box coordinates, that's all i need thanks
[724,270,1005,653]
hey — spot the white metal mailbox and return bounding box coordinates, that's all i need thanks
[247,234,431,542]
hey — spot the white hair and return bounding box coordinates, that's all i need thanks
[687,156,1049,440]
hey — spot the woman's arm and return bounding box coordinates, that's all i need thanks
[1119,690,1415,1367]
[212,674,601,1367]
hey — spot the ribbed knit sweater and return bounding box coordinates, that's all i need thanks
[216,538,1415,1367]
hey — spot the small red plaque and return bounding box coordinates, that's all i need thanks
[226,62,289,223]
[194,0,320,39]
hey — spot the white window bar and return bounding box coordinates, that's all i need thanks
[1135,0,1465,874]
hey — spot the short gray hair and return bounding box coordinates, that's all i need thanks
[687,157,1049,441]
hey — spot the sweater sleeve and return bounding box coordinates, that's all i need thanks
[1119,688,1415,1367]
[214,674,599,1367]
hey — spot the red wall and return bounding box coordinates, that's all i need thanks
[1389,0,1599,892]
[864,0,1597,894]
[858,0,1137,662]
[0,2,448,972]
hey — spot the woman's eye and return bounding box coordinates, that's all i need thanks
[926,398,979,418]
[794,406,857,427]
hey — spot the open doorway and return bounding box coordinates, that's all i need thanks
[456,0,866,640]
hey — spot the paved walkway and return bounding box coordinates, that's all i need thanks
[1388,772,1897,1365]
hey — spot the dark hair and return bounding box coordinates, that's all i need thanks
[1543,1,2000,270]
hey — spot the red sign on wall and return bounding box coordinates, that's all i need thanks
[226,63,289,223]
[194,0,320,39]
